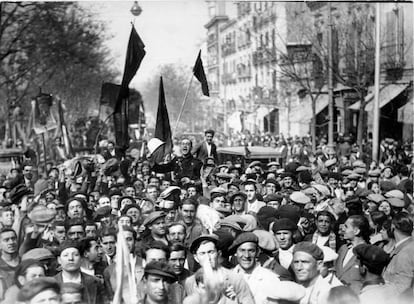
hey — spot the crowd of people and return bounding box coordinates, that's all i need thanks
[0,128,412,304]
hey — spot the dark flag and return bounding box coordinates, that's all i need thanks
[114,26,146,151]
[193,50,209,96]
[153,76,172,163]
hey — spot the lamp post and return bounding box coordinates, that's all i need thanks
[130,1,142,17]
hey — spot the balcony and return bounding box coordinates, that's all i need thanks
[253,47,276,66]
[221,43,237,56]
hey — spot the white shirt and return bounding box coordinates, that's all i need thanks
[246,199,266,214]
[394,236,410,249]
[233,264,281,304]
[279,246,294,270]
[342,246,354,267]
[315,235,329,248]
[80,266,94,276]
[61,271,82,284]
[206,142,212,157]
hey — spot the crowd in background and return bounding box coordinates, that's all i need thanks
[0,128,412,304]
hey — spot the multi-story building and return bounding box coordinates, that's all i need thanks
[204,1,413,143]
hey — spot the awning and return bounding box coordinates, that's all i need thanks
[348,84,409,111]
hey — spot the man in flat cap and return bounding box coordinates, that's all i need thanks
[264,218,297,281]
[353,244,394,304]
[140,261,180,304]
[193,129,218,164]
[55,240,107,304]
[231,232,288,304]
[185,234,254,304]
[61,282,84,304]
[17,277,61,304]
[141,211,168,246]
[292,242,336,304]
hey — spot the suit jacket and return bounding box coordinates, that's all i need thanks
[193,141,218,163]
[383,237,414,296]
[334,244,364,293]
[54,272,108,304]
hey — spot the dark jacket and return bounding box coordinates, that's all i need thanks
[152,154,203,182]
[54,272,108,304]
[193,141,218,163]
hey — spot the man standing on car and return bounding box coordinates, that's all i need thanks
[193,129,218,164]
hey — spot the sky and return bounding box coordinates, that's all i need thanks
[81,1,210,89]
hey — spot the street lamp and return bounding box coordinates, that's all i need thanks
[130,1,142,17]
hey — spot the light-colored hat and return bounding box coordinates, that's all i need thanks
[147,138,165,156]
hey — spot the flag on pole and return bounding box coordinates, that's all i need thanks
[152,76,172,164]
[114,26,146,152]
[57,99,73,157]
[193,50,209,96]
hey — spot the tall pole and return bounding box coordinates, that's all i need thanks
[327,2,334,147]
[372,3,381,162]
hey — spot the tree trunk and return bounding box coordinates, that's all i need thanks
[356,89,367,148]
[311,96,316,153]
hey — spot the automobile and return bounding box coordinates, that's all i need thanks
[0,148,25,175]
[217,146,281,167]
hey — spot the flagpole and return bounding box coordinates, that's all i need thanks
[173,74,194,136]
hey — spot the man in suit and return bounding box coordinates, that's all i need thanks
[383,212,414,301]
[54,240,108,304]
[193,129,218,163]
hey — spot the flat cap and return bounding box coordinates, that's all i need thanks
[143,211,166,227]
[190,234,219,253]
[368,169,381,177]
[9,184,32,204]
[352,160,366,168]
[17,277,60,302]
[387,197,405,208]
[229,232,258,253]
[22,248,54,261]
[219,217,243,231]
[312,184,331,198]
[94,205,112,221]
[264,193,283,203]
[210,187,227,195]
[144,261,177,282]
[354,167,366,175]
[289,191,311,205]
[264,178,279,187]
[293,241,324,261]
[241,179,257,186]
[277,205,301,223]
[296,166,311,172]
[272,218,297,233]
[59,240,80,255]
[229,192,247,204]
[379,181,397,192]
[28,205,56,224]
[252,230,278,252]
[347,173,362,180]
[367,193,386,204]
[158,186,181,200]
[353,244,389,275]
[384,189,404,200]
